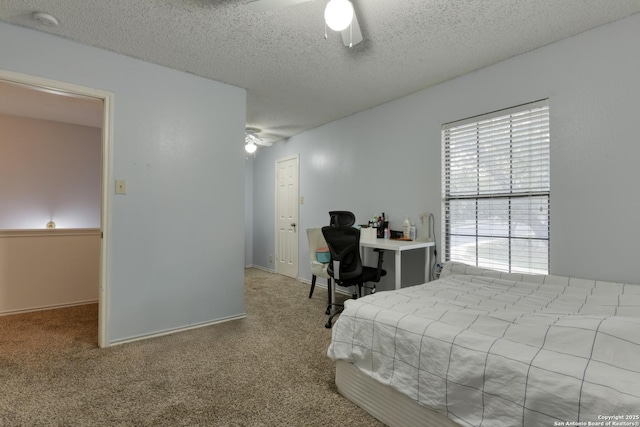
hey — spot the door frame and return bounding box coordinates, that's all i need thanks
[0,69,114,348]
[274,154,299,278]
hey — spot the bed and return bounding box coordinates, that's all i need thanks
[327,262,640,427]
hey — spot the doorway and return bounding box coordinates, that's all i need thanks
[275,155,299,279]
[0,69,113,347]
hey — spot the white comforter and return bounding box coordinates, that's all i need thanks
[328,262,640,427]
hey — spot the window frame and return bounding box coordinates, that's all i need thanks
[441,100,550,274]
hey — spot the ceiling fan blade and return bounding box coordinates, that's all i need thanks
[256,140,273,147]
[340,12,363,47]
[245,0,313,13]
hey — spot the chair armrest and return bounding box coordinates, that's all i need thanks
[330,242,359,281]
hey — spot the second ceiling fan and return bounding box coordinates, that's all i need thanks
[246,0,363,47]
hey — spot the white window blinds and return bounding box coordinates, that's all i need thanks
[442,100,550,274]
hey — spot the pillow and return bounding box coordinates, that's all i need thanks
[439,261,548,284]
[316,247,330,263]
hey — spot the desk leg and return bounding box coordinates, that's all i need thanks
[425,247,431,283]
[395,250,402,290]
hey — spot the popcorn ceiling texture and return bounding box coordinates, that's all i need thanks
[0,0,638,142]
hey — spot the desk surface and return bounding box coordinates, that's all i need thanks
[360,238,435,251]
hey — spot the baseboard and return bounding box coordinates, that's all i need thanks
[298,277,351,296]
[0,299,98,317]
[109,313,247,347]
[247,267,350,296]
[247,265,276,274]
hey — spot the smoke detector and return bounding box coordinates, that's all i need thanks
[32,12,59,27]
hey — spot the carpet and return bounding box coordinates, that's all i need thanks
[0,268,384,426]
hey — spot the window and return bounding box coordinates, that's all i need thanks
[442,100,550,274]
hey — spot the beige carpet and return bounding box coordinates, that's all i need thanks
[0,268,384,426]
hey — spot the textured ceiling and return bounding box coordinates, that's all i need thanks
[0,80,103,128]
[1,0,639,142]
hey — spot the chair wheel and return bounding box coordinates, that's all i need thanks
[325,320,332,328]
[325,308,331,315]
[371,288,376,294]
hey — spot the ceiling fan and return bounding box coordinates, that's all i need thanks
[245,0,363,47]
[245,127,273,153]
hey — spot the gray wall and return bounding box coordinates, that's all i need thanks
[251,13,640,285]
[0,22,247,343]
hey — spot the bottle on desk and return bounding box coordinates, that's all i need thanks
[409,222,416,241]
[403,216,411,239]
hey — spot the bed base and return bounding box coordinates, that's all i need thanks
[335,360,460,427]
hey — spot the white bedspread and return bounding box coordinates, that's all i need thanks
[328,262,640,426]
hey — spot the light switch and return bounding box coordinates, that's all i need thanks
[115,179,126,195]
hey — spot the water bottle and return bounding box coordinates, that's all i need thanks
[403,216,410,239]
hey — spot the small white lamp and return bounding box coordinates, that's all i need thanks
[324,0,354,32]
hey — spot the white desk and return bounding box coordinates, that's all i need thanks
[360,238,435,290]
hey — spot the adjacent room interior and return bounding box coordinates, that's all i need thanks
[0,81,102,332]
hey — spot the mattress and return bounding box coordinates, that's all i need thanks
[328,262,640,426]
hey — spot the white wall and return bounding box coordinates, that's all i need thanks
[0,230,99,314]
[0,114,101,230]
[252,13,640,285]
[0,22,247,343]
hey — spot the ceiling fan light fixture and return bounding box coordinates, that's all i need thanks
[245,130,261,153]
[324,0,354,32]
[245,141,257,153]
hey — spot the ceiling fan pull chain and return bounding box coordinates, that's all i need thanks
[324,21,328,40]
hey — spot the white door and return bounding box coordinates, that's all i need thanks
[275,156,299,279]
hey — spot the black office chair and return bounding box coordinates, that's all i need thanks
[321,225,386,328]
[329,211,356,227]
